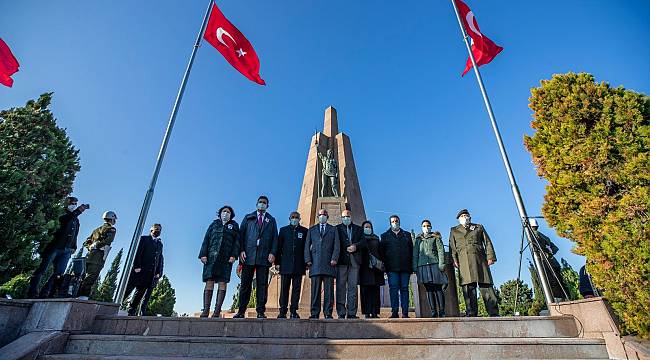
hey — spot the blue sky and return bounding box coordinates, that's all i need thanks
[2,1,648,315]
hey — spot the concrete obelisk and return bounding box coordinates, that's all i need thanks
[266,106,367,314]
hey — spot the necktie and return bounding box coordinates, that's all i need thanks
[320,225,324,237]
[257,213,263,228]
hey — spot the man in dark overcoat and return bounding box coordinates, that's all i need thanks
[449,209,498,317]
[126,223,164,316]
[275,211,308,318]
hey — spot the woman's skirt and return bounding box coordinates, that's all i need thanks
[416,263,447,285]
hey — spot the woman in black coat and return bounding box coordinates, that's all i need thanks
[359,221,385,318]
[198,205,240,317]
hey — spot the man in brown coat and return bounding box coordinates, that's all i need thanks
[449,209,499,317]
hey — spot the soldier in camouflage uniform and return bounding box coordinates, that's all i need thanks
[77,211,117,299]
[449,209,499,317]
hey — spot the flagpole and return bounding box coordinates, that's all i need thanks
[115,0,215,304]
[449,0,555,307]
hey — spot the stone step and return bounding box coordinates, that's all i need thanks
[90,316,579,339]
[61,335,609,359]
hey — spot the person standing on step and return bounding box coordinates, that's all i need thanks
[125,223,164,316]
[413,220,447,317]
[305,209,340,319]
[77,211,118,300]
[335,209,365,319]
[198,206,240,318]
[28,197,89,298]
[359,220,385,319]
[275,211,308,319]
[380,215,414,318]
[530,219,568,302]
[233,195,278,319]
[449,209,499,317]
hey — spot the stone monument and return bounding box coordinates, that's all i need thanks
[265,106,367,315]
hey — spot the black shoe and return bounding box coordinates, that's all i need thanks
[290,312,300,319]
[390,312,399,318]
[402,314,410,318]
[257,313,267,319]
[324,315,334,319]
[277,313,287,319]
[338,315,346,319]
[373,313,380,318]
[347,315,359,319]
[364,314,371,319]
[232,312,245,319]
[309,315,319,319]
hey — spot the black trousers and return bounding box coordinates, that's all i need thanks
[360,285,381,315]
[238,264,270,314]
[462,282,499,317]
[310,275,334,318]
[125,280,149,316]
[279,274,303,314]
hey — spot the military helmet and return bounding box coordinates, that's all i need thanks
[102,211,117,221]
[529,218,539,228]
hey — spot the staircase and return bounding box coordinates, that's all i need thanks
[42,315,609,359]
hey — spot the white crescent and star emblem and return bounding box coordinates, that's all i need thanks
[216,27,247,58]
[465,11,483,37]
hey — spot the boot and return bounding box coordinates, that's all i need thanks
[200,289,213,318]
[212,289,226,318]
[435,290,446,318]
[426,290,438,318]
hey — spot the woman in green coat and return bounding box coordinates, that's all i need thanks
[198,205,240,317]
[413,220,447,317]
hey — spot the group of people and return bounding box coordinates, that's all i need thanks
[28,196,165,316]
[199,196,503,319]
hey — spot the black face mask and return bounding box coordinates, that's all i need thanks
[152,231,161,237]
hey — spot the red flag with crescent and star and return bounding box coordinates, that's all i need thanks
[0,38,20,87]
[455,0,503,76]
[203,3,265,85]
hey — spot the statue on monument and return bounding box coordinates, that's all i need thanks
[318,149,340,197]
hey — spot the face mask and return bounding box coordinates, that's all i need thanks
[290,218,299,226]
[221,211,231,222]
[318,215,328,224]
[257,202,267,211]
[459,217,471,226]
[152,231,161,237]
[391,222,400,231]
[422,226,431,234]
[67,204,77,212]
[342,217,351,226]
[363,228,372,235]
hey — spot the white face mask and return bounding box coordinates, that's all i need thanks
[318,215,328,224]
[422,226,431,234]
[459,216,471,226]
[221,211,231,222]
[363,227,372,235]
[257,202,267,211]
[391,222,400,231]
[342,216,351,226]
[67,204,77,212]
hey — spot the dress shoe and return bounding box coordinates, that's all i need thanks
[256,313,267,319]
[232,312,245,319]
[338,315,346,319]
[347,315,359,319]
[324,315,334,319]
[389,312,399,318]
[290,312,300,319]
[364,314,371,319]
[402,314,410,318]
[277,313,287,319]
[309,315,319,319]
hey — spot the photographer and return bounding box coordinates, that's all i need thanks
[28,197,89,298]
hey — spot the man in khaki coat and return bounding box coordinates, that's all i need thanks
[449,209,499,316]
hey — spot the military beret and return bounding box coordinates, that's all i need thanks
[456,209,470,219]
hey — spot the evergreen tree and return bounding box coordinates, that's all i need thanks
[147,275,176,316]
[499,279,533,316]
[528,261,547,316]
[92,249,123,302]
[560,258,581,301]
[525,73,649,336]
[0,93,80,283]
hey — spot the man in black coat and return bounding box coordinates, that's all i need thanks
[28,197,89,298]
[335,209,365,319]
[233,195,279,319]
[275,211,308,319]
[125,223,164,316]
[380,215,414,318]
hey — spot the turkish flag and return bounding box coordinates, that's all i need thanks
[203,3,265,85]
[455,0,503,76]
[0,38,20,87]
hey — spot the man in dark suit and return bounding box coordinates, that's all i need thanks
[335,209,365,319]
[304,209,340,319]
[233,195,279,319]
[125,223,164,316]
[275,211,308,319]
